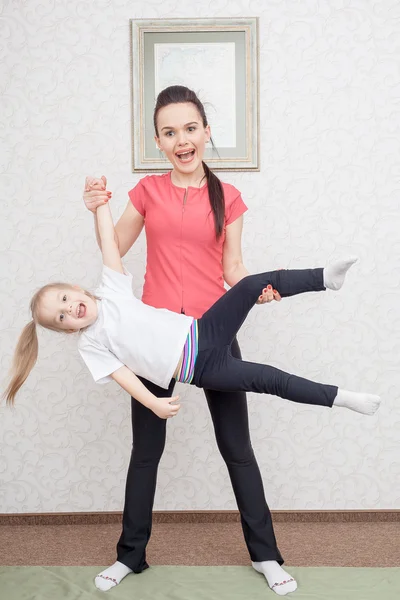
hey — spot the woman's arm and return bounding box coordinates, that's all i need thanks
[111,366,180,419]
[92,203,144,257]
[223,217,281,302]
[83,176,144,258]
[114,202,144,258]
[222,216,249,287]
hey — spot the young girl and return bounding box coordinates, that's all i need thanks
[5,201,380,422]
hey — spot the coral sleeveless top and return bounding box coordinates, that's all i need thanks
[128,172,247,318]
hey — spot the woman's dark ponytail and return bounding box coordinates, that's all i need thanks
[201,161,225,239]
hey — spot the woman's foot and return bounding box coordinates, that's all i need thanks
[252,561,297,596]
[94,561,133,591]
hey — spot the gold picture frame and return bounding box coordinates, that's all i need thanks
[130,17,259,172]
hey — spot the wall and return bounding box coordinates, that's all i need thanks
[1,0,399,512]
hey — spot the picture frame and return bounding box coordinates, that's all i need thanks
[130,17,259,172]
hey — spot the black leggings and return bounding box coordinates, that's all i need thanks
[116,340,283,572]
[193,268,338,407]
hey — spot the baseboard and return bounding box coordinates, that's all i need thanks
[0,510,398,526]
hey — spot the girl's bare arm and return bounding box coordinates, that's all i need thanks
[96,203,124,274]
[111,366,180,419]
[83,176,144,257]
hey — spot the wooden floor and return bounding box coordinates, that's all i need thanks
[1,521,399,567]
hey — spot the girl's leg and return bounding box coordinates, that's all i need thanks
[198,350,380,415]
[204,339,284,565]
[199,349,337,407]
[198,259,356,351]
[95,377,175,591]
[199,268,324,349]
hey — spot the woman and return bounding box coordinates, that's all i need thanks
[83,85,298,596]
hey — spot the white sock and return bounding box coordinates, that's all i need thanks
[323,257,358,290]
[333,389,381,415]
[252,561,297,596]
[94,561,133,591]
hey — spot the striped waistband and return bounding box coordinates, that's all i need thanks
[175,320,199,384]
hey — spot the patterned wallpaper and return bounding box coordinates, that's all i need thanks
[1,0,399,513]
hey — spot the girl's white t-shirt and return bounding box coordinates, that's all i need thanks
[78,266,194,388]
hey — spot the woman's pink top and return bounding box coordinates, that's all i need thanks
[128,172,247,319]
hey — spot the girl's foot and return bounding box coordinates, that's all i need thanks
[252,561,297,596]
[333,390,381,415]
[94,561,133,591]
[323,257,358,290]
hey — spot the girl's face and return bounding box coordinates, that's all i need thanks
[39,286,98,333]
[155,102,211,178]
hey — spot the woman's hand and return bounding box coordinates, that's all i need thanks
[256,285,282,304]
[83,175,111,213]
[151,395,181,419]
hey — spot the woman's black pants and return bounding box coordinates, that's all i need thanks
[116,268,337,572]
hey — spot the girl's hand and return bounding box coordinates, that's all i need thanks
[257,285,282,304]
[151,395,181,419]
[83,175,111,213]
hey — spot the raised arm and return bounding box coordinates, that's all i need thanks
[83,176,144,258]
[96,202,124,274]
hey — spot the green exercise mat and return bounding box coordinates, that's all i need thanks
[0,565,398,599]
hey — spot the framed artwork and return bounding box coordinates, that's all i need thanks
[130,17,259,171]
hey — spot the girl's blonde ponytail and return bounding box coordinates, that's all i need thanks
[3,320,39,406]
[3,282,97,405]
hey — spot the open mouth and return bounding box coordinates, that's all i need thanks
[176,149,195,163]
[77,303,86,318]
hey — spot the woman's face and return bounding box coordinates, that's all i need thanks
[155,102,211,177]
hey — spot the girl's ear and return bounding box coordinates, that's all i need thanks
[205,125,211,143]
